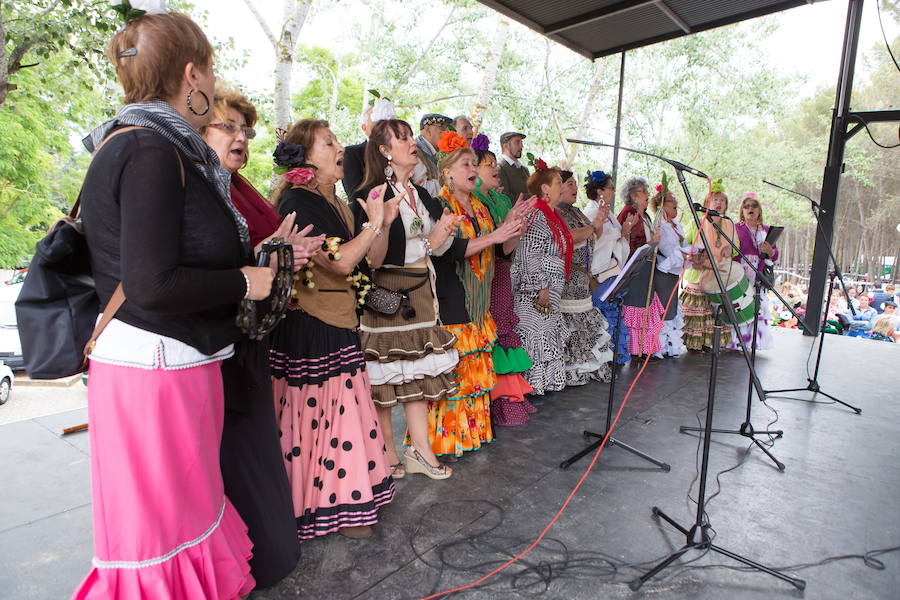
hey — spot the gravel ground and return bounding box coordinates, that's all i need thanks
[0,380,88,425]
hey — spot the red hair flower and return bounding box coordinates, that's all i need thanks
[438,131,468,153]
[283,167,316,185]
[535,158,548,171]
[656,184,663,192]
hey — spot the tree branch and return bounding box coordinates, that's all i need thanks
[241,0,277,47]
[389,4,457,97]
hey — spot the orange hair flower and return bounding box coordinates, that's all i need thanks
[438,130,468,153]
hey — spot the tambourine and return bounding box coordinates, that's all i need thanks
[236,238,294,338]
[532,297,554,315]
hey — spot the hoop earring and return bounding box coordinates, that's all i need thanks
[383,154,394,179]
[187,89,210,116]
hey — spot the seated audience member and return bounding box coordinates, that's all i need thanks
[843,295,876,335]
[869,315,898,343]
[885,283,899,306]
[870,284,893,314]
[883,301,897,316]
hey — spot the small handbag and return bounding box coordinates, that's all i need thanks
[364,271,429,320]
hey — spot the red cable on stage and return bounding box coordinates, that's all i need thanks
[420,245,691,600]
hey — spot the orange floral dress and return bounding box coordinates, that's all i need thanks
[425,189,499,456]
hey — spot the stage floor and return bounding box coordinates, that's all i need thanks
[2,328,898,599]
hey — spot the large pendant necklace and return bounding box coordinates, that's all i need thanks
[393,182,423,236]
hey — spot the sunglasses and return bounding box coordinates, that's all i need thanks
[208,122,257,139]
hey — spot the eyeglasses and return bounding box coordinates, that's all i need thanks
[743,202,759,209]
[477,162,497,168]
[208,122,256,139]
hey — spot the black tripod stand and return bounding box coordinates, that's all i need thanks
[762,180,861,414]
[560,296,670,472]
[766,269,861,414]
[678,217,804,471]
[630,308,806,591]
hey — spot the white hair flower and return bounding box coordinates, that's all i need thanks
[130,0,167,14]
[371,99,397,123]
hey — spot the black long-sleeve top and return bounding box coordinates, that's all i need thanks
[81,128,248,355]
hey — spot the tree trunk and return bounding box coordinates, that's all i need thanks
[562,60,605,167]
[243,0,311,131]
[471,19,509,135]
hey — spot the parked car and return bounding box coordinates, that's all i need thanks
[0,361,12,405]
[4,268,27,286]
[0,282,24,371]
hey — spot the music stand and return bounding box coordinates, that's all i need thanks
[560,243,671,472]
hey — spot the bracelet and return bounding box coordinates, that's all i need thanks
[242,271,252,300]
[422,237,433,256]
[361,221,382,237]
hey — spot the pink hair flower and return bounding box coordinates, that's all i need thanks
[283,167,316,186]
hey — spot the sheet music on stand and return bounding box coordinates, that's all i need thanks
[600,243,658,302]
[764,226,784,246]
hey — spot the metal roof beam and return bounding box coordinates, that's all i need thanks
[655,1,691,33]
[544,0,657,35]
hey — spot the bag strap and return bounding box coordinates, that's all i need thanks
[80,127,186,364]
[82,283,126,365]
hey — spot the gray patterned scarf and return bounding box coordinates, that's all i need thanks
[83,100,250,248]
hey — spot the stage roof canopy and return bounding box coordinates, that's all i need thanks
[475,0,812,59]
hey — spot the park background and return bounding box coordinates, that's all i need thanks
[1,0,898,282]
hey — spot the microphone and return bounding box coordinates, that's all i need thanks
[666,159,708,180]
[693,203,722,217]
[762,179,819,208]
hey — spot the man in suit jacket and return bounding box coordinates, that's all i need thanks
[413,113,451,197]
[342,99,397,199]
[498,131,530,201]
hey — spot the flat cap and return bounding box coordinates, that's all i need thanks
[500,131,527,145]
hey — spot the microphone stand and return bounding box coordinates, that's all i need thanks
[630,307,805,591]
[568,139,806,591]
[761,180,861,414]
[678,211,810,471]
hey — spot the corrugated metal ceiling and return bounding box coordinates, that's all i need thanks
[475,0,813,59]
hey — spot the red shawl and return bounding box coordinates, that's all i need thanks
[535,198,574,278]
[230,173,281,247]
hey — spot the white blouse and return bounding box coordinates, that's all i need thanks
[91,318,234,370]
[384,184,453,267]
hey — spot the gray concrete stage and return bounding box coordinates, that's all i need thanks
[2,328,898,599]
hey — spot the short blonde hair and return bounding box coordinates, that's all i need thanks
[211,84,258,127]
[438,148,476,187]
[108,12,214,104]
[872,315,898,337]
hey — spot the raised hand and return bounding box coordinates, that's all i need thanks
[356,185,386,226]
[287,224,324,271]
[430,208,463,249]
[493,215,524,243]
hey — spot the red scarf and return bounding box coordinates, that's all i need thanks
[534,198,573,278]
[230,173,281,247]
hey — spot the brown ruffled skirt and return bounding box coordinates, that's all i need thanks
[360,265,459,407]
